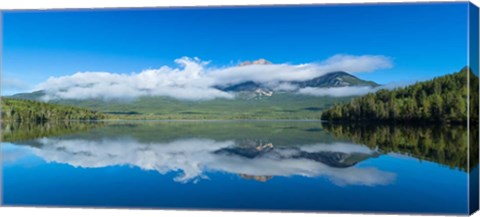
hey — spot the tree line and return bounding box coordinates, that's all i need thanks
[321,67,479,123]
[1,98,106,123]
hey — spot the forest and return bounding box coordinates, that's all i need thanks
[1,98,106,123]
[321,67,479,123]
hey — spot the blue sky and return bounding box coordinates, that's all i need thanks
[1,2,469,96]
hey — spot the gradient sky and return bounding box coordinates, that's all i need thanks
[1,2,470,95]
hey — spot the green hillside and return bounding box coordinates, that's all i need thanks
[1,98,106,122]
[321,67,479,123]
[36,93,354,120]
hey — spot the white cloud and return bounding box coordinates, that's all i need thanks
[297,79,412,97]
[36,54,393,101]
[271,82,299,91]
[318,54,393,73]
[10,137,395,186]
[38,57,233,101]
[298,86,375,97]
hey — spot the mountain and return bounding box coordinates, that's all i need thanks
[321,67,478,123]
[294,71,379,88]
[13,70,376,102]
[218,81,265,92]
[216,71,377,92]
[7,63,380,120]
[214,140,378,169]
[214,64,378,99]
[11,62,378,101]
[10,90,46,101]
[211,59,379,99]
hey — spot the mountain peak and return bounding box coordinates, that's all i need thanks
[325,71,351,76]
[239,58,272,66]
[294,71,379,88]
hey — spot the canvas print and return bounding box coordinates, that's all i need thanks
[1,2,479,215]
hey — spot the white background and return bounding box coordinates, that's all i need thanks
[0,0,479,216]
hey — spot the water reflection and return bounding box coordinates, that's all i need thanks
[3,120,471,189]
[8,135,395,186]
[3,121,473,213]
[1,121,102,142]
[322,123,474,171]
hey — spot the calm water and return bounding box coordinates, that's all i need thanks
[1,121,471,214]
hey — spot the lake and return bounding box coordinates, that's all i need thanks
[1,121,472,214]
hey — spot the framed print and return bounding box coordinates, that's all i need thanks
[1,1,479,215]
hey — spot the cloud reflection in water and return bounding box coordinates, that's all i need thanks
[11,137,395,186]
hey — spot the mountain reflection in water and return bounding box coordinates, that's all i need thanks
[14,136,393,186]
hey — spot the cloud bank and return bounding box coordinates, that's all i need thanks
[298,86,376,97]
[36,54,393,101]
[297,80,414,98]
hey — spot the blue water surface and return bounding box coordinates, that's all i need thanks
[1,121,470,214]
